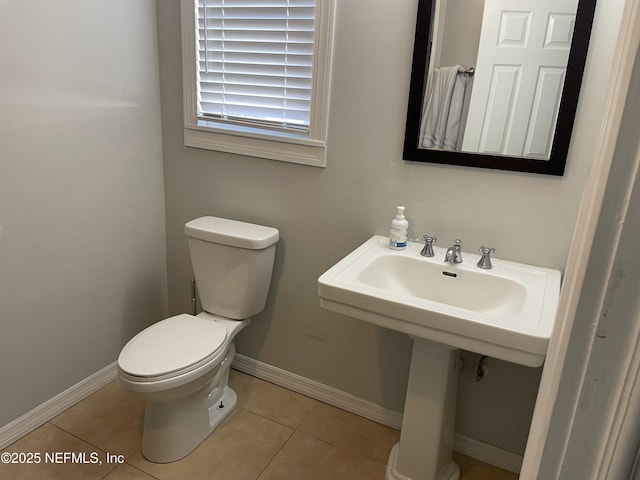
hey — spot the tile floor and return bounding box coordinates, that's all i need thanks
[1,369,518,479]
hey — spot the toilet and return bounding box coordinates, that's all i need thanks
[117,216,279,463]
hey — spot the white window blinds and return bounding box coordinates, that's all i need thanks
[196,0,317,133]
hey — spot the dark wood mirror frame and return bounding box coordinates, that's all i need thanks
[403,0,597,176]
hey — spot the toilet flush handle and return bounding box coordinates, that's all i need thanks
[190,278,197,316]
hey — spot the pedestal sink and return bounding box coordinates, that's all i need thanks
[318,236,561,480]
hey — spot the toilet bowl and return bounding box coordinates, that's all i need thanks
[117,217,278,463]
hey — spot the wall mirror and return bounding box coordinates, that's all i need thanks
[403,0,597,175]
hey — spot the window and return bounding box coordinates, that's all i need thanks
[181,0,335,167]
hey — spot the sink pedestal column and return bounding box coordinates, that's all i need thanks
[386,338,460,480]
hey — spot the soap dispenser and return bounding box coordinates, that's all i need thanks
[389,206,408,250]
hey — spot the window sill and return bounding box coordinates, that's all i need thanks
[184,124,327,168]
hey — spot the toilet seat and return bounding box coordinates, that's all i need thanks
[118,314,227,381]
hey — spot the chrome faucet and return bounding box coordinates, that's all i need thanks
[420,235,437,257]
[444,239,463,263]
[477,246,496,269]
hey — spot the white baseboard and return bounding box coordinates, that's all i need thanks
[0,362,118,450]
[232,353,522,474]
[453,434,523,473]
[232,352,404,430]
[1,355,523,474]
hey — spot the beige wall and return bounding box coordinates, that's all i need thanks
[157,0,621,455]
[0,1,167,427]
[439,0,484,69]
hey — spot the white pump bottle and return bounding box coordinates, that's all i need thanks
[389,206,409,250]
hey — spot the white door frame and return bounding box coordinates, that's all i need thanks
[521,0,640,477]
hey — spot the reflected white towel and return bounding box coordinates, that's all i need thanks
[419,66,467,151]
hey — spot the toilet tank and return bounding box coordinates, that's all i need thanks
[184,217,279,319]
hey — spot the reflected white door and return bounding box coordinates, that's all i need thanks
[461,0,577,158]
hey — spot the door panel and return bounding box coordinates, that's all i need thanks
[461,0,577,158]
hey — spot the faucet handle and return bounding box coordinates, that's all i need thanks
[477,246,496,269]
[454,239,462,247]
[422,234,437,244]
[420,235,437,257]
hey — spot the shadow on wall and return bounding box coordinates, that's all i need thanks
[375,329,413,414]
[117,270,169,349]
[212,236,287,356]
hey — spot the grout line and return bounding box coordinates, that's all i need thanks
[297,400,319,428]
[232,371,393,469]
[230,358,403,430]
[47,422,111,458]
[294,429,390,468]
[231,356,523,473]
[121,461,162,480]
[0,362,118,450]
[254,426,295,480]
[4,362,519,478]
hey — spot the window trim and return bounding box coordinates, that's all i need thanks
[180,0,335,167]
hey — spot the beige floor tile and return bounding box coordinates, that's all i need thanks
[229,369,318,428]
[297,402,400,465]
[454,452,519,480]
[51,380,145,458]
[258,430,386,480]
[3,374,518,480]
[127,408,293,480]
[0,423,117,480]
[103,463,159,480]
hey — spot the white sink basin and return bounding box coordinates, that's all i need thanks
[318,235,561,367]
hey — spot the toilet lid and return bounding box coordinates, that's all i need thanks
[118,314,227,378]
